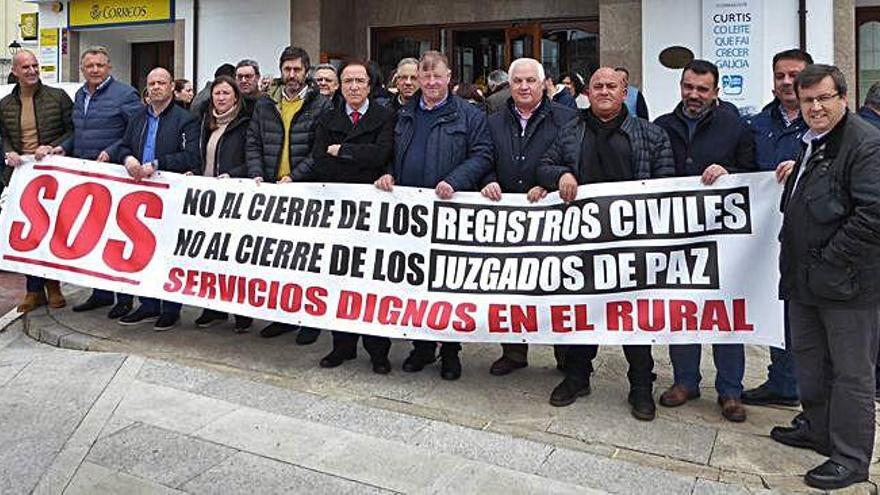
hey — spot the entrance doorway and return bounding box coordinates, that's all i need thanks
[372,19,598,86]
[131,41,174,93]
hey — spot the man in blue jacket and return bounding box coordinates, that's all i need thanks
[481,57,577,377]
[741,49,813,408]
[375,50,493,381]
[62,46,144,319]
[115,67,201,331]
[654,59,756,423]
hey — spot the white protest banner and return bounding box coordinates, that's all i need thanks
[0,156,784,346]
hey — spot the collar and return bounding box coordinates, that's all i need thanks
[147,101,172,118]
[282,85,309,101]
[513,99,542,120]
[346,99,369,116]
[802,127,831,146]
[420,94,449,111]
[777,101,801,127]
[85,76,112,95]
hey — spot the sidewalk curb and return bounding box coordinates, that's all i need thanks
[0,306,22,334]
[10,309,103,351]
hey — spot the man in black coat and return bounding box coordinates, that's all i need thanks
[654,59,755,423]
[304,60,395,374]
[537,67,675,420]
[480,57,577,377]
[115,67,201,331]
[769,64,880,491]
[245,46,332,343]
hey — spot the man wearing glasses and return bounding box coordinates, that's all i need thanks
[770,64,880,491]
[235,59,263,101]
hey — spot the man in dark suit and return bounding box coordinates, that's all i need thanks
[301,59,396,374]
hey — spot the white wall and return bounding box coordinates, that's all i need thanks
[642,0,833,117]
[197,0,291,88]
[78,24,174,85]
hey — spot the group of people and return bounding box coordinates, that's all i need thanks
[1,41,878,490]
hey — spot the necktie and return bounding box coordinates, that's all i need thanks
[351,110,360,126]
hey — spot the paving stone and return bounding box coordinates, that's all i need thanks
[547,383,717,464]
[710,430,825,475]
[59,331,95,351]
[36,324,74,346]
[136,359,224,393]
[691,478,758,494]
[409,420,554,474]
[113,381,239,434]
[303,397,431,443]
[87,423,237,488]
[536,446,696,495]
[65,461,185,495]
[426,460,600,495]
[181,451,392,495]
[197,374,323,417]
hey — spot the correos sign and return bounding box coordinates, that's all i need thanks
[69,0,173,29]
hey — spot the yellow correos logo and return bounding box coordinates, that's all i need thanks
[70,0,172,28]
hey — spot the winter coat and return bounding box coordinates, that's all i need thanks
[63,76,142,160]
[744,100,808,171]
[115,102,201,174]
[198,104,253,178]
[245,83,332,182]
[306,100,395,184]
[484,97,577,192]
[779,111,880,307]
[654,101,756,177]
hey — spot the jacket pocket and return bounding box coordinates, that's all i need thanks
[807,259,858,301]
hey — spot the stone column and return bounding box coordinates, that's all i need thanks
[291,0,321,63]
[834,0,855,109]
[63,30,80,83]
[599,0,642,85]
[173,19,186,83]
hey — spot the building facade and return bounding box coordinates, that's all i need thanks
[24,0,880,114]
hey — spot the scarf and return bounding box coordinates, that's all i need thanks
[582,109,632,183]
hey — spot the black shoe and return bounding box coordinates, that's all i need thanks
[118,307,160,326]
[195,310,227,328]
[770,423,831,456]
[233,316,252,334]
[73,296,113,313]
[804,460,868,490]
[154,313,179,332]
[107,301,132,319]
[489,356,527,376]
[320,350,356,368]
[296,326,321,345]
[441,354,462,380]
[741,383,799,407]
[402,351,436,372]
[372,358,392,375]
[549,378,591,407]
[259,322,297,338]
[628,386,656,421]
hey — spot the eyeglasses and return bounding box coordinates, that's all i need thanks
[236,73,256,80]
[800,93,839,107]
[314,77,336,83]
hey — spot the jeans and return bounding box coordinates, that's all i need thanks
[92,288,133,305]
[139,297,181,315]
[669,343,744,398]
[25,275,45,292]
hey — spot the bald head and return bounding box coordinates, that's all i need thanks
[587,67,627,121]
[146,67,174,108]
[12,50,40,88]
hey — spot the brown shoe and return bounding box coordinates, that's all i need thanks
[44,280,66,309]
[659,384,700,407]
[718,396,747,422]
[17,291,47,313]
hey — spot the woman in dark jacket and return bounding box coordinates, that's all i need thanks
[308,59,396,374]
[193,75,255,332]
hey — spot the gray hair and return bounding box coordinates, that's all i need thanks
[507,58,545,82]
[865,82,880,110]
[313,63,337,74]
[487,69,508,89]
[236,59,260,76]
[80,45,111,64]
[396,57,419,70]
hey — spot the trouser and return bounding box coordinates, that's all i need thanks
[92,288,133,305]
[563,344,654,387]
[789,300,880,473]
[26,275,45,292]
[331,331,391,360]
[412,340,460,358]
[500,343,567,366]
[668,343,744,398]
[199,308,252,327]
[764,300,800,398]
[139,297,181,316]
